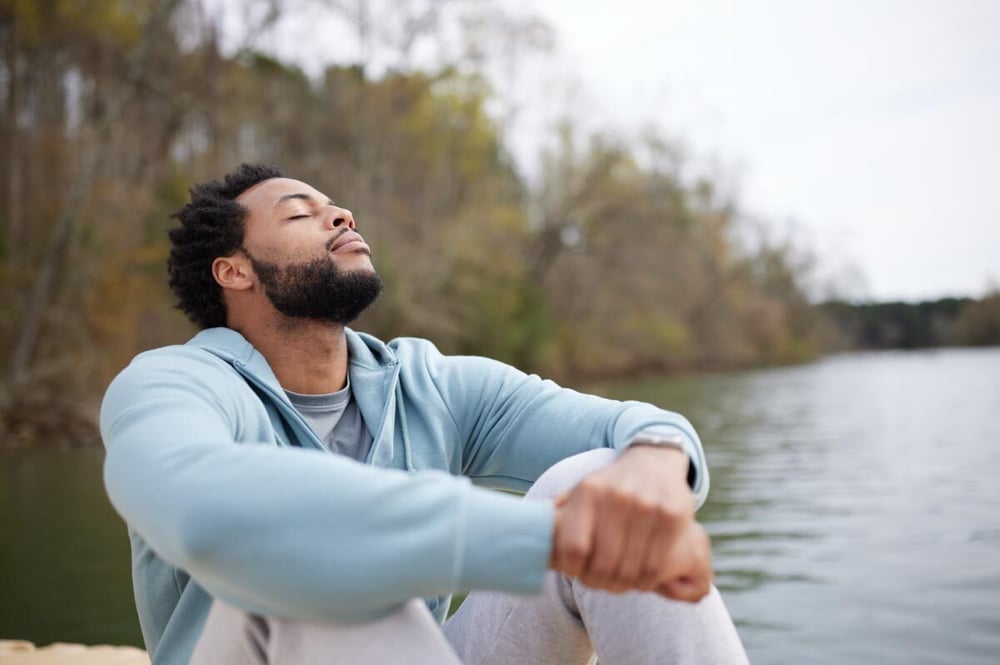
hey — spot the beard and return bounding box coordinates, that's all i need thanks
[244,250,383,324]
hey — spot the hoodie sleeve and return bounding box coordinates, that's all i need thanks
[101,349,553,623]
[422,347,710,508]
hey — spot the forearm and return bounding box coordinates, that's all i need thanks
[439,354,710,506]
[105,434,553,621]
[101,360,554,622]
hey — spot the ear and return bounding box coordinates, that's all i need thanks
[212,253,254,292]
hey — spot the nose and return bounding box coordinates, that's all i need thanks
[326,207,355,231]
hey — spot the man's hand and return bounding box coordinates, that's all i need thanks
[549,445,712,602]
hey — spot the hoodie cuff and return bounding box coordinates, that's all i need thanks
[623,425,707,508]
[455,486,554,595]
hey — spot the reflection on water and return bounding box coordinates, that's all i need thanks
[2,348,999,663]
[604,347,1000,665]
[0,447,140,646]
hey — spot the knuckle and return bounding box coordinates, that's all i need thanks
[630,497,658,517]
[576,478,604,498]
[652,505,678,525]
[656,502,692,525]
[607,488,634,510]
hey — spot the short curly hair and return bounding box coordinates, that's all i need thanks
[167,163,284,328]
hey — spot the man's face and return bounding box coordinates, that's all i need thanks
[234,178,382,323]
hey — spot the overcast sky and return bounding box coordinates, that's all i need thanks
[234,0,1000,302]
[507,0,1000,301]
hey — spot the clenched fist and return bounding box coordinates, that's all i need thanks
[548,445,713,602]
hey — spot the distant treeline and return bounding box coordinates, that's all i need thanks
[821,294,1000,350]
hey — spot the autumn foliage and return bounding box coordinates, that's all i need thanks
[0,0,829,446]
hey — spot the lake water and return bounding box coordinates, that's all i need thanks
[2,348,999,663]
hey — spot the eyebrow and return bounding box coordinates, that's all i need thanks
[274,193,336,208]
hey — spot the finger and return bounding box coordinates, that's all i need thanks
[638,509,683,589]
[654,524,713,601]
[551,491,597,579]
[580,490,630,591]
[612,498,658,590]
[657,567,712,603]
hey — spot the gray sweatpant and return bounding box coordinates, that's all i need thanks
[189,449,749,664]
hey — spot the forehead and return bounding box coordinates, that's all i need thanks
[236,177,326,215]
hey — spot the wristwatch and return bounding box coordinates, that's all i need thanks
[629,431,696,488]
[629,431,688,451]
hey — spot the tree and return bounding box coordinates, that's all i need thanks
[953,293,1000,346]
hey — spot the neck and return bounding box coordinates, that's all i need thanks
[236,315,349,394]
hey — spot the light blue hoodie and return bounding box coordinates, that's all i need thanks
[100,327,709,665]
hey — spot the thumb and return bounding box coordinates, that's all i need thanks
[657,569,712,603]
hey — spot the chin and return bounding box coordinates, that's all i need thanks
[346,257,378,276]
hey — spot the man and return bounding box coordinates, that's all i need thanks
[100,164,748,664]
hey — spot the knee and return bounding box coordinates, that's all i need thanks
[525,448,617,500]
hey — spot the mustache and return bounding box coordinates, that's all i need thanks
[325,229,350,252]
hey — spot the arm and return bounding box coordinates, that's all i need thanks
[101,350,553,622]
[426,350,709,507]
[419,346,714,601]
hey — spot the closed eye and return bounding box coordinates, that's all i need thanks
[287,214,310,221]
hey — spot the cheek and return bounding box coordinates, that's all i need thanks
[253,235,325,262]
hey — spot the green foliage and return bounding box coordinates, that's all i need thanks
[820,298,978,349]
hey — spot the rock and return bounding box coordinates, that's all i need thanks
[0,641,149,664]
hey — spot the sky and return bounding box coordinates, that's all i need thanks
[222,0,1000,302]
[505,0,1000,301]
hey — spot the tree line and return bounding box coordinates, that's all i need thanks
[821,295,1000,350]
[0,0,875,447]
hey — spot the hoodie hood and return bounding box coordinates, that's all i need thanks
[186,327,405,467]
[186,327,398,375]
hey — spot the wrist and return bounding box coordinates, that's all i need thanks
[628,431,694,487]
[624,441,690,482]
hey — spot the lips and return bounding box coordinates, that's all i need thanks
[329,231,370,255]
